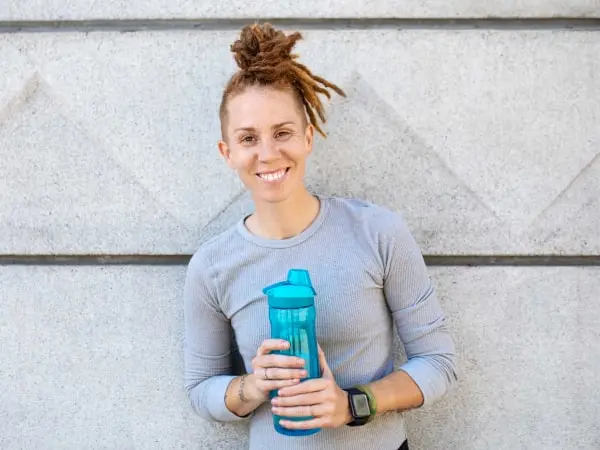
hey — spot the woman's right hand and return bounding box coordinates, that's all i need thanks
[247,339,307,403]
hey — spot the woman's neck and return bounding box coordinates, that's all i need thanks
[246,187,320,240]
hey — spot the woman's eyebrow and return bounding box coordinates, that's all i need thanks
[234,121,296,133]
[272,121,295,129]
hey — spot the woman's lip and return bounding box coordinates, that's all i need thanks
[256,167,290,183]
[255,167,290,176]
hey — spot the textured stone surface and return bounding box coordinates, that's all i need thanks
[1,0,599,20]
[0,30,598,255]
[1,266,598,449]
[0,266,248,450]
[406,267,600,450]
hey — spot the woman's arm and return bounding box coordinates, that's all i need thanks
[184,252,308,421]
[223,374,266,417]
[263,211,458,431]
[368,369,424,414]
[183,251,255,422]
[370,213,458,410]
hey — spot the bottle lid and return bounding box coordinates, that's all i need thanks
[263,269,316,309]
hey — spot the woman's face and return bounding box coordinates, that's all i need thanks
[218,85,314,205]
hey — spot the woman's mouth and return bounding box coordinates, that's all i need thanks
[256,167,290,184]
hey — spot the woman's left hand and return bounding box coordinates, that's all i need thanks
[270,345,352,430]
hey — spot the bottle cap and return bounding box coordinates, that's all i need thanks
[263,269,316,309]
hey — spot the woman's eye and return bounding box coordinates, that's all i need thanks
[275,131,291,139]
[240,135,256,144]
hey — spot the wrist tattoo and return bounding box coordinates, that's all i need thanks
[238,374,249,402]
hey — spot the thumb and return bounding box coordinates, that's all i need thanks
[317,344,334,379]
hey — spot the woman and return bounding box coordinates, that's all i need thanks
[183,23,458,450]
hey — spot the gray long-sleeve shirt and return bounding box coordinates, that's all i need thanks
[183,195,458,450]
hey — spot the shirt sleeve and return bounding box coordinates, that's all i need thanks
[183,250,252,422]
[378,212,459,407]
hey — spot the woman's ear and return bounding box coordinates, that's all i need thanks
[305,123,315,154]
[218,140,234,168]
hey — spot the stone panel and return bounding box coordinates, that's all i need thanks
[1,266,598,449]
[406,267,600,449]
[0,30,598,254]
[1,0,599,20]
[0,265,247,450]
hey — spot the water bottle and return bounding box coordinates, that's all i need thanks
[262,269,321,437]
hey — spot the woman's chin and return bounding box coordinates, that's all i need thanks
[250,184,296,205]
[254,191,291,205]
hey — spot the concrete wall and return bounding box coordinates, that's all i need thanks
[2,1,600,19]
[1,3,599,450]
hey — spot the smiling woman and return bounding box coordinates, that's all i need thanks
[183,22,458,450]
[218,87,313,209]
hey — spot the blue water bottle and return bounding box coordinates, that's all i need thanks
[262,269,321,437]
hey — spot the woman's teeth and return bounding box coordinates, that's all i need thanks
[258,168,287,182]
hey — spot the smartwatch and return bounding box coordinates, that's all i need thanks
[344,386,376,426]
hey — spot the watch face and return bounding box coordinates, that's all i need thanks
[351,393,371,418]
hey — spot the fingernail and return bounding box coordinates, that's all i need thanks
[300,370,307,376]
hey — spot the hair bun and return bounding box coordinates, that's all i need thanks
[222,22,346,138]
[231,23,301,73]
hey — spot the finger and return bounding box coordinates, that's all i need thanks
[258,378,301,391]
[317,344,333,379]
[272,403,327,418]
[271,392,323,407]
[255,354,305,369]
[279,417,329,430]
[257,339,290,356]
[277,378,329,397]
[261,367,308,380]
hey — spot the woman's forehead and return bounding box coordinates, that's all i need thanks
[226,87,304,128]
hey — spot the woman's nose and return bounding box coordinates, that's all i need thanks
[257,138,279,162]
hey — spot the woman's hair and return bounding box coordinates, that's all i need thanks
[219,22,346,137]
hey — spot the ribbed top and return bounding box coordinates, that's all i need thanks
[183,195,457,450]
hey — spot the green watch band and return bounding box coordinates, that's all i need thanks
[355,384,377,419]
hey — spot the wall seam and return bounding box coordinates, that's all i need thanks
[1,18,600,33]
[1,254,599,266]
